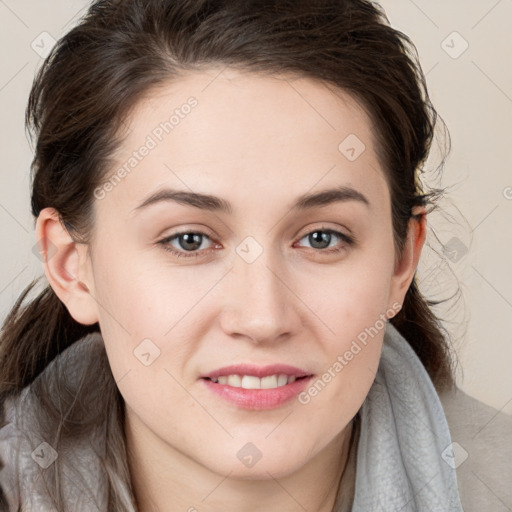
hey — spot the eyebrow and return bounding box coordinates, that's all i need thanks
[130,185,370,216]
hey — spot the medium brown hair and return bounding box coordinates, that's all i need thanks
[0,0,457,509]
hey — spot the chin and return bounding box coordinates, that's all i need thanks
[198,442,311,481]
[220,460,305,481]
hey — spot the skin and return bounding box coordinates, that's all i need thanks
[36,67,426,511]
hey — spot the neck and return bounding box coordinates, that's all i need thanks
[125,411,355,512]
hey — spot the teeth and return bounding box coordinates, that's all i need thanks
[212,374,298,389]
[227,375,241,387]
[260,375,278,389]
[241,375,261,389]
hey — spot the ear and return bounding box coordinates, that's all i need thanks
[387,206,427,313]
[34,207,99,325]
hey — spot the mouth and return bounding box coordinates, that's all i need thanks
[203,374,310,389]
[200,364,314,410]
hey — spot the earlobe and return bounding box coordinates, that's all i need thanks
[388,207,427,308]
[35,207,99,325]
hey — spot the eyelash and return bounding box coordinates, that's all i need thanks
[157,227,355,259]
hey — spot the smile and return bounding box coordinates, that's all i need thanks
[207,374,299,389]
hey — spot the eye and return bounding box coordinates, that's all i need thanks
[294,228,354,254]
[158,231,217,259]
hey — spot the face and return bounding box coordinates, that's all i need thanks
[42,67,419,480]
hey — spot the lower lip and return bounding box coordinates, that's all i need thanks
[201,376,313,410]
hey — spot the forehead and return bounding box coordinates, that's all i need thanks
[99,67,388,216]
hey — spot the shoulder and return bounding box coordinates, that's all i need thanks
[438,386,512,511]
[0,397,23,510]
[0,332,110,511]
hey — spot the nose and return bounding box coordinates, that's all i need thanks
[218,247,301,345]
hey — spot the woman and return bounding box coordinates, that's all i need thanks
[0,0,510,511]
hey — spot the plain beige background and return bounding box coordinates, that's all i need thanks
[0,1,511,415]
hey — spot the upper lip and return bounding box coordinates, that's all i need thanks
[202,364,313,380]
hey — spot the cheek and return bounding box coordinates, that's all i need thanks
[91,247,180,335]
[90,250,212,391]
[297,244,394,335]
[293,241,394,410]
[297,303,388,448]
